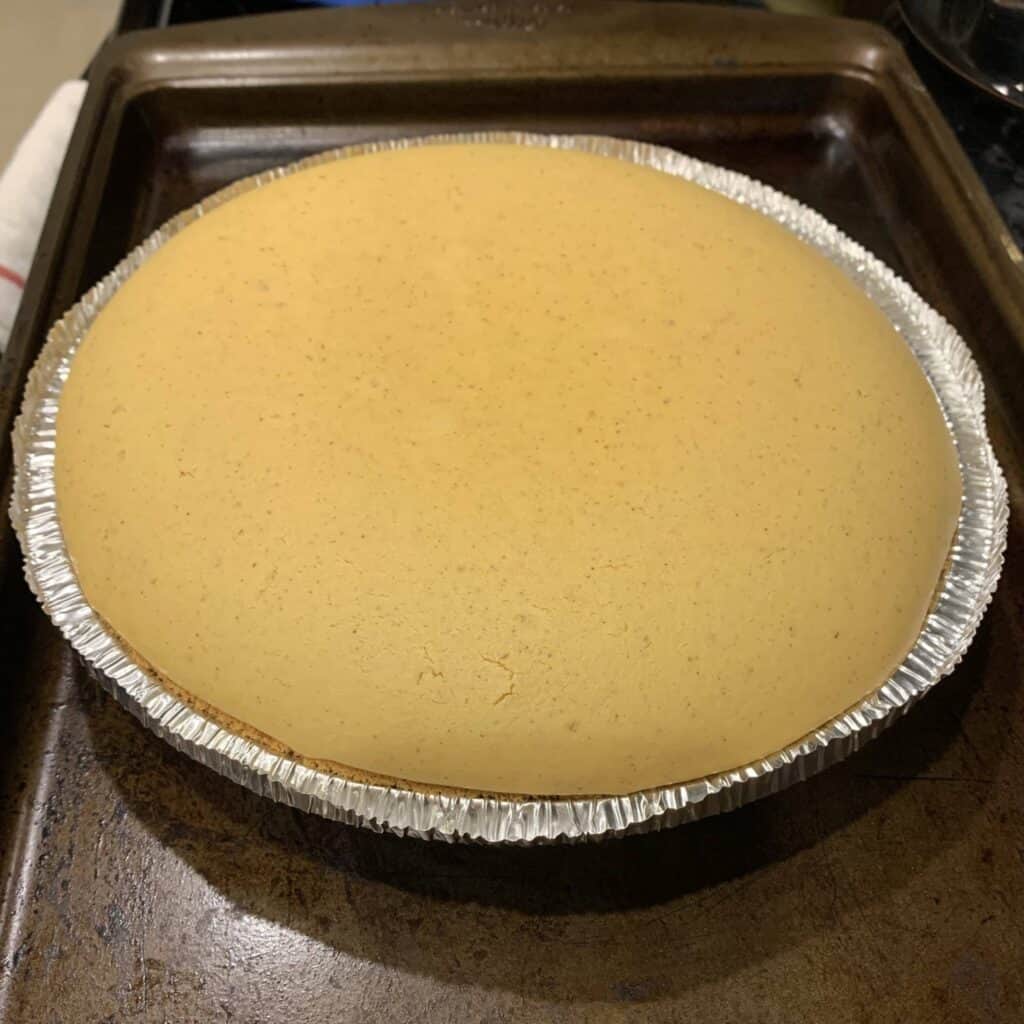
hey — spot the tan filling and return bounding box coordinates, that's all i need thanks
[55,142,962,796]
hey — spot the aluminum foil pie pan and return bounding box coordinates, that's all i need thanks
[9,132,1009,844]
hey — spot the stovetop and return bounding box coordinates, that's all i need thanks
[112,0,1024,250]
[884,8,1024,249]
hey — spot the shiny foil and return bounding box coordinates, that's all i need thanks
[9,133,1009,843]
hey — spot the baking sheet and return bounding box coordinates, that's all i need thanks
[1,2,1022,1018]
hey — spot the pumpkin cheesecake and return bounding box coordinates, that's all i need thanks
[54,142,962,796]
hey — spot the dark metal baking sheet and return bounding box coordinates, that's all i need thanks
[2,3,1022,1020]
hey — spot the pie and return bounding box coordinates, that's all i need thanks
[54,142,962,796]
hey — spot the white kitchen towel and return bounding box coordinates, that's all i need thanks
[0,80,87,355]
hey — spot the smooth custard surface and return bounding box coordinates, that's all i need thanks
[55,143,962,795]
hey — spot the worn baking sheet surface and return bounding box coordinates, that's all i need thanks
[1,3,1022,1020]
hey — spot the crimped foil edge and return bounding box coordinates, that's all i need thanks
[9,132,1009,844]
